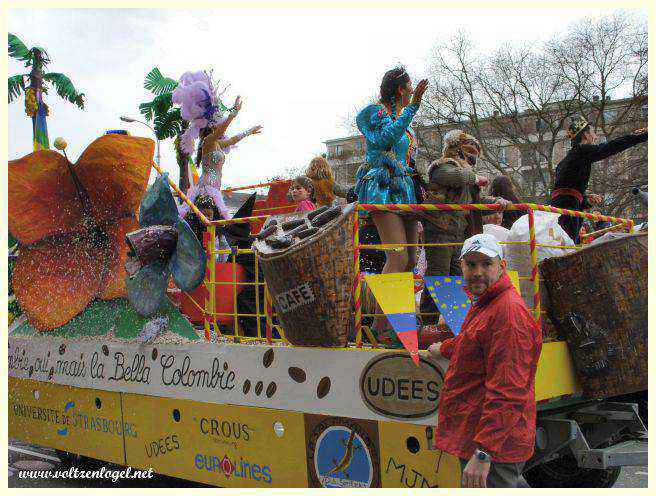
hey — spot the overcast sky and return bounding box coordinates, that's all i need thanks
[8,6,646,187]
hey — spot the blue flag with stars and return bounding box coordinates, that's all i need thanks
[423,276,471,335]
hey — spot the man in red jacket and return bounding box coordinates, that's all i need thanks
[428,233,542,488]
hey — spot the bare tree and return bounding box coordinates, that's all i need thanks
[419,12,647,214]
[548,12,648,215]
[339,95,377,136]
[265,163,307,182]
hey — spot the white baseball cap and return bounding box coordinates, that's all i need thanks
[460,233,504,260]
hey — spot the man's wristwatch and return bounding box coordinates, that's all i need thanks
[474,449,490,463]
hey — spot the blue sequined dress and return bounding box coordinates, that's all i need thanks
[354,102,418,207]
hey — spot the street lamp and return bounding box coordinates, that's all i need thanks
[120,116,160,166]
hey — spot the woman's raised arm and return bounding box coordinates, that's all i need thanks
[216,125,263,148]
[208,96,242,141]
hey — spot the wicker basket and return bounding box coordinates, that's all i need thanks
[254,204,356,347]
[540,233,647,399]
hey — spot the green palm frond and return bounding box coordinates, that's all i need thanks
[8,33,32,63]
[140,93,182,138]
[139,68,183,141]
[43,72,85,109]
[144,67,178,96]
[153,108,183,140]
[138,101,156,122]
[153,93,173,114]
[8,74,26,103]
[31,46,51,65]
[139,93,174,122]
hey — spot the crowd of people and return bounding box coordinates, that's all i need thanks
[172,66,646,335]
[176,65,646,341]
[350,66,647,334]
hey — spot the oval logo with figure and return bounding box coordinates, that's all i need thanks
[305,415,380,488]
[314,426,372,487]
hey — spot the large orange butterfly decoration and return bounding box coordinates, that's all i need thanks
[9,134,154,330]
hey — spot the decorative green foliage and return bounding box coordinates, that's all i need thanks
[8,74,25,103]
[153,107,183,140]
[30,46,51,64]
[8,33,85,110]
[8,33,32,63]
[43,72,85,109]
[10,298,198,340]
[140,67,183,140]
[144,67,178,96]
[138,93,183,139]
[126,174,207,318]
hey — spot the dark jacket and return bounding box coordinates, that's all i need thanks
[501,210,524,231]
[552,132,647,207]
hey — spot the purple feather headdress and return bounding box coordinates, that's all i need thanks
[172,71,226,155]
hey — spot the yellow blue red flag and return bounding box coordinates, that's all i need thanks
[364,272,419,365]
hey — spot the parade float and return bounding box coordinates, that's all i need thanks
[7,131,648,488]
[6,55,647,485]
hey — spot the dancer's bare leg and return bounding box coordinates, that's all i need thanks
[403,218,419,272]
[371,212,409,332]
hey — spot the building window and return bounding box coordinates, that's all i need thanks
[603,108,617,123]
[521,168,547,195]
[535,118,548,132]
[641,105,648,120]
[498,146,508,165]
[521,144,551,168]
[335,145,342,157]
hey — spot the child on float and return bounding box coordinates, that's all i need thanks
[183,194,230,263]
[289,175,317,212]
[489,175,523,230]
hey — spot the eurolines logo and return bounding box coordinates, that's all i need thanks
[57,401,75,436]
[194,453,272,484]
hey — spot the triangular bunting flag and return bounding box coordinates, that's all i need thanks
[423,270,523,336]
[423,276,470,336]
[364,273,419,365]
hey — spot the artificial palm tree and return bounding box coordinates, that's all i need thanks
[8,33,85,151]
[138,67,192,190]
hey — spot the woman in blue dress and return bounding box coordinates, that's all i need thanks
[354,67,428,341]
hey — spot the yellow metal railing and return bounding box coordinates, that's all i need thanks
[153,163,634,349]
[353,203,633,346]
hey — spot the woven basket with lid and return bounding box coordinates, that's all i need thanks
[540,233,647,399]
[254,204,356,347]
